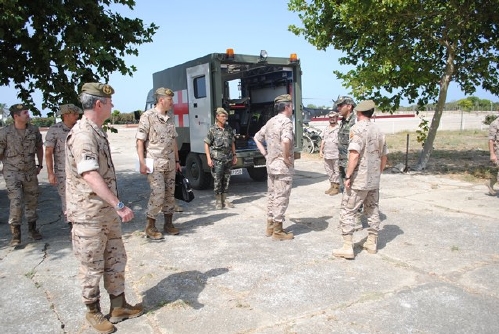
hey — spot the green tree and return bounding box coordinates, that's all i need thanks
[111,110,120,124]
[0,0,158,116]
[457,99,473,111]
[289,0,499,170]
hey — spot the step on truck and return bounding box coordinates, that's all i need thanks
[145,49,303,189]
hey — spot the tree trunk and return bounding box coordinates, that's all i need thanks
[415,42,455,170]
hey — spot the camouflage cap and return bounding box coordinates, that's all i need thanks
[215,107,228,116]
[355,100,376,112]
[334,96,356,106]
[274,94,292,104]
[81,82,115,98]
[59,104,83,115]
[327,111,339,118]
[9,103,29,113]
[155,87,174,97]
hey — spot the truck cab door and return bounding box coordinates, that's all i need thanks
[186,63,212,153]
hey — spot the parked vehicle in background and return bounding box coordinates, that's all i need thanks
[302,123,322,153]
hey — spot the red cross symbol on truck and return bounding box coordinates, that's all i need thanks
[173,89,189,127]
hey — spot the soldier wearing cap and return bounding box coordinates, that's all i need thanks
[65,82,142,333]
[45,103,82,231]
[136,87,181,240]
[319,111,341,195]
[0,103,44,246]
[334,96,357,182]
[204,107,237,209]
[486,114,499,195]
[332,100,388,259]
[254,94,295,240]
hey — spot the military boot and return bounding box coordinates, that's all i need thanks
[163,213,179,235]
[332,234,354,259]
[85,301,115,334]
[221,193,234,208]
[485,178,497,195]
[362,231,378,254]
[145,217,164,240]
[109,293,143,324]
[324,182,335,194]
[10,225,21,247]
[272,221,294,241]
[215,194,223,210]
[328,183,340,196]
[28,221,42,240]
[265,217,275,237]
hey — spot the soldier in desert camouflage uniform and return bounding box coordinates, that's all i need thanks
[0,103,44,246]
[136,87,181,240]
[66,82,142,333]
[486,115,499,195]
[204,107,237,209]
[44,104,82,230]
[254,94,295,241]
[319,111,341,196]
[332,100,388,259]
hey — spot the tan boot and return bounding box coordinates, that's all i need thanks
[328,183,340,196]
[163,213,179,235]
[86,301,115,334]
[324,182,335,194]
[221,193,234,208]
[9,225,21,247]
[332,234,354,259]
[109,293,143,324]
[28,221,42,240]
[272,221,294,240]
[145,217,164,240]
[265,218,275,237]
[363,232,378,254]
[174,204,184,212]
[215,194,223,210]
[486,178,497,195]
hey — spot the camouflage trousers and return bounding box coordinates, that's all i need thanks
[3,170,39,225]
[323,158,340,183]
[72,217,127,304]
[147,168,175,218]
[55,172,68,221]
[267,174,293,223]
[211,159,232,194]
[339,188,381,235]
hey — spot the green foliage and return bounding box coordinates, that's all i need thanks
[416,117,429,147]
[30,117,55,128]
[483,114,498,125]
[0,1,158,116]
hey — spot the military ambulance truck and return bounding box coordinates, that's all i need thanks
[145,49,303,189]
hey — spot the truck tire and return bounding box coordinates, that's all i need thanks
[185,153,212,190]
[247,167,267,181]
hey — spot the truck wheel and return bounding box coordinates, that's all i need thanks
[247,167,267,181]
[302,135,315,153]
[185,153,212,190]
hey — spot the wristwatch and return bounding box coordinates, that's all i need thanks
[345,176,351,180]
[116,201,125,210]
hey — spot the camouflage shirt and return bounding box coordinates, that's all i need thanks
[488,117,499,157]
[0,124,43,173]
[348,120,388,190]
[338,112,356,167]
[65,116,118,222]
[204,123,235,161]
[136,108,178,172]
[44,122,71,174]
[321,124,339,160]
[254,113,294,176]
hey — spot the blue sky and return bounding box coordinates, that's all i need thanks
[1,0,498,115]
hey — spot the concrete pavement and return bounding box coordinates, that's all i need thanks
[0,127,498,334]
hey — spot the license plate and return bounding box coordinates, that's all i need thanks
[231,168,243,175]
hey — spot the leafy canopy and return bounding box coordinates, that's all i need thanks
[288,0,499,112]
[0,0,158,115]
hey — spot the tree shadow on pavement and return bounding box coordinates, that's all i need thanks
[287,216,330,236]
[142,267,229,312]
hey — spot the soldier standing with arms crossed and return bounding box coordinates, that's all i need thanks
[0,103,43,246]
[332,100,388,259]
[486,114,499,195]
[319,111,341,196]
[254,94,295,241]
[66,83,142,333]
[204,107,237,209]
[45,103,82,231]
[136,87,181,240]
